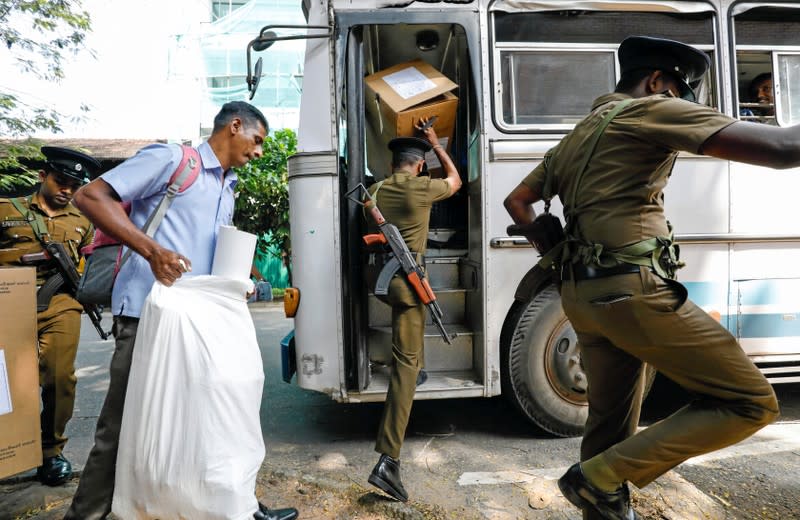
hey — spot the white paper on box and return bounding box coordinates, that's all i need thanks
[383,66,437,100]
[211,225,257,282]
[0,350,12,416]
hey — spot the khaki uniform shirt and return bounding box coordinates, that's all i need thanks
[0,193,93,286]
[522,93,735,250]
[368,170,451,254]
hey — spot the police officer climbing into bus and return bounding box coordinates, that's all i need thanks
[502,34,800,519]
[0,146,101,486]
[367,118,461,502]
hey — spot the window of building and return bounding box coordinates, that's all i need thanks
[212,0,247,21]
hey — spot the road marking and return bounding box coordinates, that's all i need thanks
[458,467,567,486]
[457,423,800,486]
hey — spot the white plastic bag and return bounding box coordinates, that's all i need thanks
[112,275,264,520]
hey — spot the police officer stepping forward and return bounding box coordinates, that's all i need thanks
[367,118,461,502]
[503,35,800,520]
[0,146,101,486]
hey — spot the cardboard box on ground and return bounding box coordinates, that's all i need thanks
[0,267,42,479]
[365,59,459,180]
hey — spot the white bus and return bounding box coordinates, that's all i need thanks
[246,0,800,437]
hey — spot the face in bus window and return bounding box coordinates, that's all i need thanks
[749,73,774,116]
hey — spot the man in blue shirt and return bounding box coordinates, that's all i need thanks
[64,101,298,520]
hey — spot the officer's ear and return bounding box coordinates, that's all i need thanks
[38,170,48,184]
[420,159,431,176]
[645,70,665,95]
[646,70,679,98]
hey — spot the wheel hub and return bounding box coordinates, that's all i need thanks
[543,317,586,406]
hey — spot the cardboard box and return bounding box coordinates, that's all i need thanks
[365,59,458,179]
[0,267,41,479]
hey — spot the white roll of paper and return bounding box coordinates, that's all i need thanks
[211,225,257,282]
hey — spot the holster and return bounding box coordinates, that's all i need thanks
[507,213,566,256]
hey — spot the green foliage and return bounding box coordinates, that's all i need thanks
[0,1,92,188]
[0,140,41,191]
[233,128,296,281]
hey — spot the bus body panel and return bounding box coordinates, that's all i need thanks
[278,0,800,417]
[297,0,336,153]
[287,153,345,397]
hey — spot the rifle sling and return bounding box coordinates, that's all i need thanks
[9,196,50,245]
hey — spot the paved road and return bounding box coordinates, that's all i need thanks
[6,304,800,519]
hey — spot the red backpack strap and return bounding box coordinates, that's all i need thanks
[168,145,201,193]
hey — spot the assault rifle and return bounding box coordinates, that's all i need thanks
[20,242,110,340]
[346,183,455,344]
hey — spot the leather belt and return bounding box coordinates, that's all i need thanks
[562,263,642,281]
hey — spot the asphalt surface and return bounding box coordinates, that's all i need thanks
[1,303,799,519]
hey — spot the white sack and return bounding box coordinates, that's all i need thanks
[112,275,264,520]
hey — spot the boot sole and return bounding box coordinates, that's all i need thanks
[558,476,602,515]
[558,477,635,520]
[368,473,408,502]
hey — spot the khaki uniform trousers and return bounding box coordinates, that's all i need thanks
[560,266,779,490]
[375,275,425,460]
[38,293,83,458]
[65,316,139,520]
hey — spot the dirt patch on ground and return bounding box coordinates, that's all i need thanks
[3,469,462,520]
[2,466,733,520]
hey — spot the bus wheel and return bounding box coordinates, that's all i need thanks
[501,286,654,437]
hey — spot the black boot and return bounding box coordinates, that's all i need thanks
[36,454,72,486]
[558,463,640,520]
[254,501,298,520]
[368,454,408,502]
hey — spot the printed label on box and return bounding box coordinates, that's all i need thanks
[383,66,437,100]
[0,350,12,416]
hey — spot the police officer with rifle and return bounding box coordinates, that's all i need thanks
[0,146,102,486]
[355,118,461,503]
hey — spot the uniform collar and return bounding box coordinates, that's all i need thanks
[28,191,82,217]
[591,92,632,111]
[391,168,416,177]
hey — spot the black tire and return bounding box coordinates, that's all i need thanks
[500,286,655,437]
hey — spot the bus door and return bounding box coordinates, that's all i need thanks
[336,9,486,398]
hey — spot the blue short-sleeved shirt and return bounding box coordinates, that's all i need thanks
[103,142,237,318]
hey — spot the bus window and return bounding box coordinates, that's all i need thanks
[491,9,717,133]
[733,5,800,126]
[500,49,616,126]
[734,52,774,124]
[775,53,800,126]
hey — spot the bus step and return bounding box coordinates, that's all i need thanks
[351,368,484,400]
[368,324,474,372]
[367,289,466,328]
[363,255,464,291]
